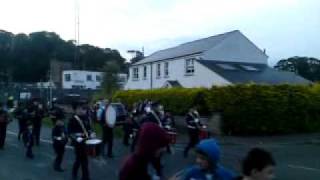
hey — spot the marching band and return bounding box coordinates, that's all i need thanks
[0,96,212,180]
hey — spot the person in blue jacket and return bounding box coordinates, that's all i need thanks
[183,138,235,180]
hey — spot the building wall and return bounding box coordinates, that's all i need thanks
[62,70,103,89]
[125,56,231,90]
[203,31,268,64]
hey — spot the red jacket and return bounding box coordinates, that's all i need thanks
[119,123,170,180]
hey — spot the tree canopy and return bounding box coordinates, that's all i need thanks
[274,56,320,82]
[0,30,127,83]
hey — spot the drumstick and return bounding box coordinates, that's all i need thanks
[74,115,89,139]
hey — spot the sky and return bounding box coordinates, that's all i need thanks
[0,0,319,66]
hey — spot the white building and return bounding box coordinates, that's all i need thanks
[125,30,310,90]
[62,70,127,90]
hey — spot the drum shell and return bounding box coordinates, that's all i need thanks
[166,131,177,144]
[85,139,102,157]
[199,129,209,140]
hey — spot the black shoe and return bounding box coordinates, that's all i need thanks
[54,167,64,172]
[27,154,34,159]
[107,154,114,158]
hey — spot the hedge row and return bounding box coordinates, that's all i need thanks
[113,84,320,135]
[113,88,206,115]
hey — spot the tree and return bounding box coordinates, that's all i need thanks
[0,29,128,83]
[102,61,121,96]
[274,56,320,82]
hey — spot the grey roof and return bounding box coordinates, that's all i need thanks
[197,60,311,85]
[166,80,182,87]
[134,30,240,65]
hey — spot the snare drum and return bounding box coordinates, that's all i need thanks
[85,138,102,157]
[199,128,209,140]
[166,131,177,144]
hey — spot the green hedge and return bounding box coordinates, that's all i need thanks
[113,88,207,115]
[112,84,320,135]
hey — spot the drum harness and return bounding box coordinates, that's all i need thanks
[74,115,89,139]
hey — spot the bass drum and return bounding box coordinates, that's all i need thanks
[105,105,117,128]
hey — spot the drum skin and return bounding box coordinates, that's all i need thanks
[105,105,117,128]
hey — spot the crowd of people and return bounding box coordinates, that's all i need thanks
[0,97,276,180]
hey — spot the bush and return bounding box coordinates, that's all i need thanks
[112,84,320,135]
[205,84,320,135]
[113,88,207,115]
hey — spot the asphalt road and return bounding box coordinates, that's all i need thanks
[1,121,320,180]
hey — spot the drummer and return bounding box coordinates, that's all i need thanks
[160,111,176,154]
[100,99,115,158]
[68,103,93,180]
[52,119,68,172]
[183,106,205,158]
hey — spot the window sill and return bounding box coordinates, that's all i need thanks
[156,76,161,79]
[132,78,140,81]
[184,73,194,76]
[143,77,147,80]
[164,75,170,78]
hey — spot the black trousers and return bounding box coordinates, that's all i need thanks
[122,123,132,146]
[102,126,113,156]
[184,129,200,156]
[53,143,65,169]
[130,130,139,152]
[0,123,7,148]
[18,119,24,140]
[72,144,90,180]
[33,123,42,145]
[25,141,33,158]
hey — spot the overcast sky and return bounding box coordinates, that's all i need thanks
[1,0,319,65]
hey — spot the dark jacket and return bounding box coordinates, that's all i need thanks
[52,125,68,146]
[68,114,92,145]
[119,123,170,180]
[185,112,202,130]
[140,111,162,126]
[183,139,235,180]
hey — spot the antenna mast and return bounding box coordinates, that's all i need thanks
[74,0,80,69]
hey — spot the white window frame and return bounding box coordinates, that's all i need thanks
[156,63,161,78]
[185,58,195,75]
[143,66,147,80]
[164,62,169,77]
[132,67,139,80]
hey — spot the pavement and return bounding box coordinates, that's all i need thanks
[1,121,320,180]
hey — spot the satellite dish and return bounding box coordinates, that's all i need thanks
[105,105,116,128]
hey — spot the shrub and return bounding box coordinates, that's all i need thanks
[112,84,320,135]
[113,88,207,115]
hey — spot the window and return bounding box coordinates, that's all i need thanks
[96,75,101,82]
[164,62,169,77]
[240,65,259,71]
[185,59,195,75]
[87,74,92,81]
[216,64,237,70]
[143,66,147,79]
[65,74,71,82]
[133,67,139,80]
[157,63,161,78]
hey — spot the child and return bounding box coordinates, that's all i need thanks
[52,119,68,172]
[23,121,34,159]
[119,123,170,180]
[235,148,276,180]
[183,138,235,180]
